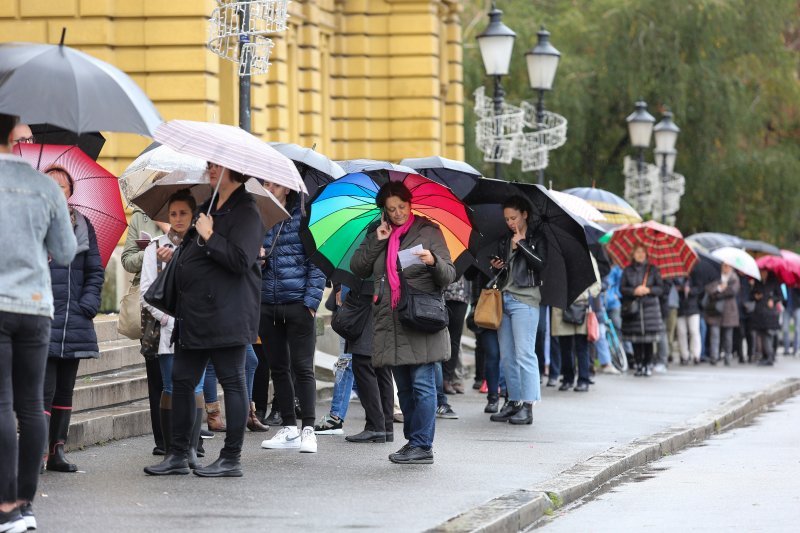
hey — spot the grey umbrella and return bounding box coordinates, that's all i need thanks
[337,159,416,175]
[400,156,482,198]
[0,39,162,137]
[269,142,345,198]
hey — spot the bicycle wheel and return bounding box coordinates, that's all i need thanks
[607,330,628,372]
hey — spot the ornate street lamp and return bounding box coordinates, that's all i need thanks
[626,100,655,172]
[654,110,680,222]
[525,26,560,184]
[477,2,516,179]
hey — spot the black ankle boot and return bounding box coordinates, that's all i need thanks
[144,453,190,476]
[490,401,522,422]
[508,402,533,425]
[484,394,499,414]
[193,456,243,477]
[47,410,77,472]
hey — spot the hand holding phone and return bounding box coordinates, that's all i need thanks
[376,210,392,241]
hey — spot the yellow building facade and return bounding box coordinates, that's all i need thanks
[1,0,465,174]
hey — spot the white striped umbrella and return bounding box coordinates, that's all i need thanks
[154,120,306,194]
[549,189,607,222]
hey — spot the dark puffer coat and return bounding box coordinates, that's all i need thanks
[49,212,104,359]
[676,269,705,317]
[351,217,456,368]
[260,198,326,310]
[749,277,782,331]
[620,260,665,341]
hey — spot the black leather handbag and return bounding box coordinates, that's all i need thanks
[144,246,181,316]
[562,301,589,325]
[331,291,372,342]
[397,274,448,334]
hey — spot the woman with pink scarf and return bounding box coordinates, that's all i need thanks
[351,181,455,465]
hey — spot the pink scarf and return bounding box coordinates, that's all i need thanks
[387,213,416,309]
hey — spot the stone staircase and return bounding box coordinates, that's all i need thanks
[66,315,337,452]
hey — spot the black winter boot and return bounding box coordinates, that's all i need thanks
[490,401,522,422]
[188,394,204,469]
[508,402,533,425]
[159,393,172,455]
[47,409,77,472]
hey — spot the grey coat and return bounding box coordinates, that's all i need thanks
[704,275,740,328]
[351,217,456,368]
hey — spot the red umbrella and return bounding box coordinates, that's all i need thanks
[606,220,697,279]
[13,143,127,267]
[756,255,798,286]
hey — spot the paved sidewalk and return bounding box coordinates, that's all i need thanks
[35,358,800,532]
[539,394,800,532]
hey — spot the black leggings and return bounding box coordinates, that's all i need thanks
[43,358,81,413]
[259,303,317,428]
[351,354,394,433]
[443,301,468,382]
[632,342,654,368]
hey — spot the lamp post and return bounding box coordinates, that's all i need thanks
[653,110,680,223]
[525,26,561,185]
[626,100,656,174]
[477,2,516,180]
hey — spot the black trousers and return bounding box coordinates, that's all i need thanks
[351,354,394,433]
[144,357,164,449]
[172,345,247,460]
[259,303,317,428]
[251,342,270,413]
[633,342,654,368]
[0,312,50,503]
[43,358,80,412]
[443,301,468,382]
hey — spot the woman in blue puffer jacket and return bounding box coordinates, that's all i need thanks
[258,184,327,454]
[42,168,104,473]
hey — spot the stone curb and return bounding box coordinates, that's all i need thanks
[430,377,800,533]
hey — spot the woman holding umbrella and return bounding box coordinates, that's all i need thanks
[42,168,104,473]
[620,244,665,376]
[145,162,264,477]
[488,195,548,425]
[704,262,740,366]
[351,181,455,464]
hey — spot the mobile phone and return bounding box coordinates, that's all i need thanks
[488,255,502,262]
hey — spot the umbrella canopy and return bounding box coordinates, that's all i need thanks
[14,143,126,267]
[712,247,761,280]
[685,232,743,251]
[562,187,642,225]
[756,255,798,286]
[549,189,606,222]
[337,159,416,178]
[0,41,162,137]
[399,156,482,199]
[302,171,475,286]
[576,216,611,278]
[268,142,345,199]
[29,124,105,161]
[131,170,289,229]
[741,239,781,256]
[605,220,697,279]
[118,142,207,203]
[154,120,306,193]
[463,179,596,309]
[686,242,723,286]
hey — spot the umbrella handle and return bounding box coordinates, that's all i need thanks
[207,170,224,216]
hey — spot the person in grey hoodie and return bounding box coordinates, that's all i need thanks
[0,113,76,532]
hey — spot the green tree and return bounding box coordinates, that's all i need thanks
[463,0,800,247]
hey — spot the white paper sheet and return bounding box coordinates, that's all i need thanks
[398,244,424,269]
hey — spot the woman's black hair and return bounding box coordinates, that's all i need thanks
[168,188,197,213]
[0,113,18,142]
[228,169,248,184]
[376,181,412,208]
[501,194,531,215]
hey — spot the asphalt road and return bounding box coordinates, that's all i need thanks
[35,357,800,532]
[538,394,800,532]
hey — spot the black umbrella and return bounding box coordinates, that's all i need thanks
[400,156,481,199]
[741,239,781,256]
[29,124,105,161]
[464,178,596,309]
[577,216,611,278]
[686,232,743,251]
[269,142,344,199]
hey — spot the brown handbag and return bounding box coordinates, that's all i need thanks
[474,270,505,330]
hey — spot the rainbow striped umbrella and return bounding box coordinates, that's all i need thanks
[302,171,475,284]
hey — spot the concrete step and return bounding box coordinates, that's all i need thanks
[78,339,144,378]
[314,350,338,382]
[94,314,125,344]
[72,367,149,413]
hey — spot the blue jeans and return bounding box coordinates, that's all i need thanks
[329,350,354,420]
[203,361,218,403]
[595,322,612,365]
[559,334,590,385]
[498,293,541,402]
[159,353,204,395]
[479,329,501,398]
[245,344,258,401]
[393,363,437,449]
[434,361,448,407]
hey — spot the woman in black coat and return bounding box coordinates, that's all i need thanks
[42,168,104,473]
[145,163,264,478]
[620,244,664,376]
[749,270,782,366]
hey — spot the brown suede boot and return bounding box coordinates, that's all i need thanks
[205,401,226,432]
[247,401,269,432]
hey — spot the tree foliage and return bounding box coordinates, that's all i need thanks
[462,0,800,247]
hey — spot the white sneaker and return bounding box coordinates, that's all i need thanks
[261,426,301,449]
[652,363,668,374]
[299,426,317,453]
